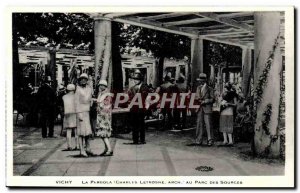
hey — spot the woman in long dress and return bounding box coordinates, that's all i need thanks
[96,80,113,156]
[219,82,238,146]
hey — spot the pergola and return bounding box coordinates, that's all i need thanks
[87,12,284,97]
[86,11,285,157]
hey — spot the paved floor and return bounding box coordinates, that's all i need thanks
[13,124,284,176]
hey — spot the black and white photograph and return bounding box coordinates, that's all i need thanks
[6,7,294,188]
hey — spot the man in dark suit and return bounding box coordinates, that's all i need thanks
[195,73,215,146]
[128,69,148,144]
[156,74,175,130]
[174,74,189,130]
[36,76,57,138]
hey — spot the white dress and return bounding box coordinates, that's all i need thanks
[75,85,93,136]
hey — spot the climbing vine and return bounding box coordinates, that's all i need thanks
[261,104,272,135]
[253,33,280,112]
[250,33,282,157]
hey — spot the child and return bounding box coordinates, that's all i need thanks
[62,84,78,150]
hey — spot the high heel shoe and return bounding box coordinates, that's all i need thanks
[102,151,113,156]
[86,151,96,156]
[80,152,88,157]
[99,151,107,156]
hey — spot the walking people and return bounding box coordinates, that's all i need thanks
[128,69,148,144]
[62,84,78,150]
[95,80,113,156]
[219,82,238,146]
[36,76,57,138]
[75,73,94,157]
[194,73,215,146]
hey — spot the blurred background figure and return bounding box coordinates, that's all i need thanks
[156,73,174,130]
[173,74,189,130]
[36,76,57,138]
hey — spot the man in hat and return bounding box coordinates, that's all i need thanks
[195,73,215,146]
[36,76,57,138]
[173,74,190,130]
[128,69,148,144]
[156,73,176,130]
[75,73,94,157]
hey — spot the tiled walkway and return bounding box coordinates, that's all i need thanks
[13,125,285,176]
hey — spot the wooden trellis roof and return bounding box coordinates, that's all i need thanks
[89,12,285,50]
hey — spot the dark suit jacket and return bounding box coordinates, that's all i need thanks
[195,84,215,114]
[36,84,56,112]
[128,83,148,112]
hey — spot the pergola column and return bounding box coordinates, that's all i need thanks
[241,46,252,97]
[254,12,282,157]
[190,36,203,88]
[94,17,112,87]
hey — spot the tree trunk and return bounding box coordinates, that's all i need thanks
[253,12,282,158]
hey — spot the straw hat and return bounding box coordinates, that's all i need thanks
[98,80,108,87]
[196,73,207,81]
[78,73,88,80]
[66,84,75,91]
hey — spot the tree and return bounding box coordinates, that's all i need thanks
[203,40,242,82]
[13,13,94,50]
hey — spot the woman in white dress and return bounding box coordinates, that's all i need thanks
[75,73,93,157]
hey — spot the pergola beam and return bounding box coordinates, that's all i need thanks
[138,13,191,21]
[114,17,198,37]
[103,13,140,19]
[195,12,253,31]
[227,37,254,41]
[203,36,247,47]
[163,17,212,27]
[180,24,232,31]
[217,33,253,38]
[201,29,250,36]
[217,12,253,19]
